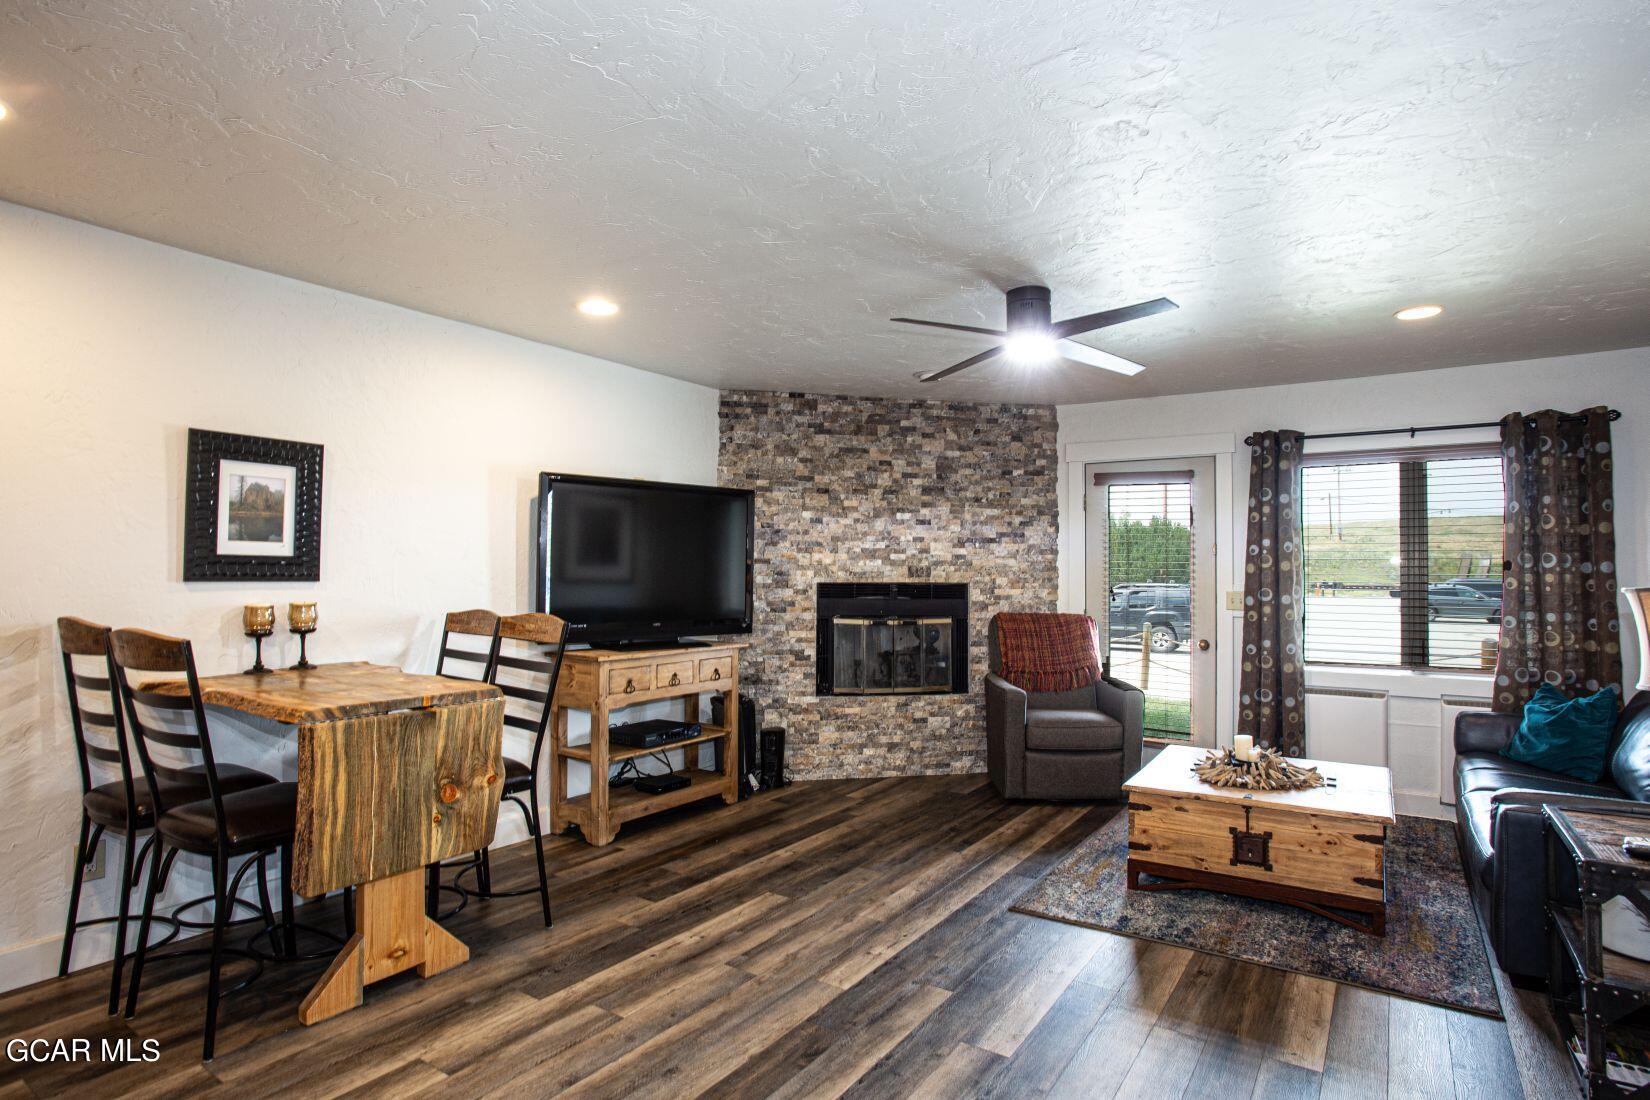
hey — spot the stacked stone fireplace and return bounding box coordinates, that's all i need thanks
[717,390,1058,779]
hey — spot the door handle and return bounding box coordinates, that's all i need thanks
[1197,639,1211,651]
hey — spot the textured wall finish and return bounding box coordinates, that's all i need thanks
[0,201,718,991]
[719,391,1058,778]
[3,3,1650,403]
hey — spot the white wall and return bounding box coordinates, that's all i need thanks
[1058,348,1650,818]
[0,201,720,990]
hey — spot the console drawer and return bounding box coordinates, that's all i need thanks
[697,656,733,684]
[608,665,652,696]
[655,660,694,689]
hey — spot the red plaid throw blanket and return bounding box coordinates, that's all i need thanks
[995,613,1102,694]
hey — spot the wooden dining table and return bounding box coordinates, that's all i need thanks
[145,661,504,1025]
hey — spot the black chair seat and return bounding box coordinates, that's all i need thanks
[82,764,276,829]
[157,782,298,855]
[502,754,534,793]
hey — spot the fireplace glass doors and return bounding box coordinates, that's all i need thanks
[815,582,969,696]
[830,617,954,694]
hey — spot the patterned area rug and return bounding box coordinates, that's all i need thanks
[1012,812,1501,1017]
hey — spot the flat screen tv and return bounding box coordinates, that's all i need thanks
[535,473,754,646]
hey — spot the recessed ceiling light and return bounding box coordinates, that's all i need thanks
[1394,304,1443,321]
[577,297,619,317]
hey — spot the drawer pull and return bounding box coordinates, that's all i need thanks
[710,668,721,681]
[669,672,681,686]
[624,678,636,694]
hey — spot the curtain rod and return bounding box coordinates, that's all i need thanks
[1243,409,1621,448]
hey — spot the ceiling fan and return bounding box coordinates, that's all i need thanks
[893,285,1177,383]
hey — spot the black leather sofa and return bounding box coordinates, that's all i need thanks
[1453,690,1650,980]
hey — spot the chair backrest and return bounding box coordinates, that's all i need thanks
[436,609,502,682]
[490,613,569,781]
[108,628,231,828]
[57,617,138,815]
[986,614,1102,710]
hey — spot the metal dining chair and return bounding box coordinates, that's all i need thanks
[461,612,569,926]
[111,628,298,1061]
[428,609,503,915]
[57,617,277,1016]
[435,609,503,681]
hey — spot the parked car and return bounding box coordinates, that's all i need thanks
[1387,583,1503,621]
[1446,576,1504,599]
[1108,584,1193,652]
[1428,583,1501,621]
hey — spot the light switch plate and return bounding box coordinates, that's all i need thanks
[1225,591,1244,611]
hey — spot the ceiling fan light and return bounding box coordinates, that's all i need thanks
[1394,304,1443,321]
[1003,331,1058,365]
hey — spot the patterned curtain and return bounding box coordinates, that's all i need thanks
[1239,430,1307,755]
[1493,407,1622,713]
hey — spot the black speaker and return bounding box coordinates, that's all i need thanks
[759,727,787,790]
[712,695,763,798]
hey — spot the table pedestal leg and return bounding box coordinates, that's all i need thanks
[297,867,469,1025]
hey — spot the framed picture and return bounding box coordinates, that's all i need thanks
[184,429,323,581]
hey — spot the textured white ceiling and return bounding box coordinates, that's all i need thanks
[3,1,1649,403]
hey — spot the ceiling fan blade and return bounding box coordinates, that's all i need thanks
[916,344,1005,383]
[892,317,1007,337]
[1052,297,1178,340]
[1058,339,1145,376]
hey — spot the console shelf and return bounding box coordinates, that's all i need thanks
[556,724,732,764]
[561,769,729,830]
[548,643,747,846]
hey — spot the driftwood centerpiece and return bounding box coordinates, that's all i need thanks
[1193,746,1326,792]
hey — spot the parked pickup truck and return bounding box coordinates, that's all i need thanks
[1108,584,1193,652]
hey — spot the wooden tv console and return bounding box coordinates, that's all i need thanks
[548,642,747,846]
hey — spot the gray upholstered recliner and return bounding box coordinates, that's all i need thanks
[984,619,1145,800]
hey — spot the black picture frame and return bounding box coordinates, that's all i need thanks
[184,428,323,581]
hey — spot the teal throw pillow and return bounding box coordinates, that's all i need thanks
[1502,683,1620,782]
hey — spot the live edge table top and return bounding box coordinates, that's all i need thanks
[1125,745,1396,825]
[141,661,500,724]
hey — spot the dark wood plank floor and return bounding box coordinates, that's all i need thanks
[0,776,1532,1098]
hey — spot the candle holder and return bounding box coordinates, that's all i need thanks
[242,604,276,674]
[288,602,318,670]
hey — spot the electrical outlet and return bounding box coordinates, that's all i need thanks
[1225,590,1244,612]
[74,838,106,883]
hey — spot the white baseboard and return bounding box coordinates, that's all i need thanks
[1396,791,1453,821]
[0,925,115,995]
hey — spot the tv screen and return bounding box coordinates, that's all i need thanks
[536,473,754,645]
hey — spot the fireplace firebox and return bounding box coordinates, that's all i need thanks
[815,583,968,696]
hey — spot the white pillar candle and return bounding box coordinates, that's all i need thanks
[1233,734,1254,762]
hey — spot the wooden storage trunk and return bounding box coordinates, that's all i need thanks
[1123,746,1396,934]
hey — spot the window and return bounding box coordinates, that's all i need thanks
[1300,449,1504,670]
